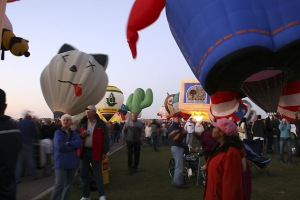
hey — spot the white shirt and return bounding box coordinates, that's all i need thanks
[184,121,195,133]
[84,119,96,148]
[145,126,152,138]
[195,122,204,133]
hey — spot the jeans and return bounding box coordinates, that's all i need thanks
[171,146,184,186]
[50,169,76,200]
[127,141,141,170]
[266,133,273,153]
[162,136,167,146]
[186,132,194,146]
[15,144,37,182]
[152,132,158,151]
[273,136,280,154]
[81,149,105,198]
[109,134,114,146]
[280,138,292,162]
[113,131,119,143]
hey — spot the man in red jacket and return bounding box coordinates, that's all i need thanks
[78,105,109,200]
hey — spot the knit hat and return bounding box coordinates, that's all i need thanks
[212,118,238,136]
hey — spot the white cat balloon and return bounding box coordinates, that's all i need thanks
[40,44,108,118]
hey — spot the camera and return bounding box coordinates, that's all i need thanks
[84,130,90,136]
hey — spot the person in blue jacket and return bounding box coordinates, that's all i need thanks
[279,118,292,164]
[50,114,82,200]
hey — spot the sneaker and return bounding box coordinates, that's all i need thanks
[99,196,106,200]
[80,197,91,200]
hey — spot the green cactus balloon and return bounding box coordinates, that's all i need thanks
[126,88,153,115]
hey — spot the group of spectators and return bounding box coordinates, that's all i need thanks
[106,121,124,147]
[237,114,295,164]
[1,84,299,200]
[0,87,109,200]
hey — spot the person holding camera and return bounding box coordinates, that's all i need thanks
[78,105,109,200]
[279,118,292,164]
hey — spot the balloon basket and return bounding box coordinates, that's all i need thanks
[102,156,109,184]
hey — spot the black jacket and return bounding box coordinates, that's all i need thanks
[0,115,22,200]
[252,119,266,138]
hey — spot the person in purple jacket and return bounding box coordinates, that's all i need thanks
[201,122,217,161]
[50,114,82,200]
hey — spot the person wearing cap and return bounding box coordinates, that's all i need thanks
[50,114,82,200]
[122,112,145,174]
[0,88,22,200]
[78,105,109,200]
[203,118,250,200]
[168,113,186,188]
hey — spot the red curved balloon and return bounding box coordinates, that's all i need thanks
[126,0,165,58]
[278,80,300,123]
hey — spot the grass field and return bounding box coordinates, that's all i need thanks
[39,144,300,200]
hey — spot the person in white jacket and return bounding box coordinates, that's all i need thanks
[144,120,152,146]
[184,118,195,148]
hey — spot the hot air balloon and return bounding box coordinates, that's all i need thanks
[40,44,108,118]
[127,0,300,116]
[164,93,176,115]
[278,80,300,123]
[178,79,210,121]
[96,86,124,122]
[157,106,168,120]
[109,112,126,123]
[118,104,128,116]
[126,88,153,115]
[172,92,180,113]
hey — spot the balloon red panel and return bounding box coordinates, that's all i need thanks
[278,80,300,123]
[127,0,166,58]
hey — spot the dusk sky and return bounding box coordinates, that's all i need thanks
[0,0,266,119]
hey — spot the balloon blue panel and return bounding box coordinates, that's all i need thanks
[264,0,300,50]
[166,0,300,94]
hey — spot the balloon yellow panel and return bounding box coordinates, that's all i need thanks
[179,78,210,121]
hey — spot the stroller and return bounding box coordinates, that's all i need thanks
[243,139,272,176]
[169,146,206,186]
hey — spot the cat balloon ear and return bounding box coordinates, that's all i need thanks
[58,44,77,54]
[91,54,108,70]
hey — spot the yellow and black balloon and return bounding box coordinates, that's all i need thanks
[1,28,30,60]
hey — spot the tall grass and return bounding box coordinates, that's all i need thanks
[39,145,300,200]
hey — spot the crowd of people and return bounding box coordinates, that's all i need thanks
[237,114,295,164]
[0,86,299,200]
